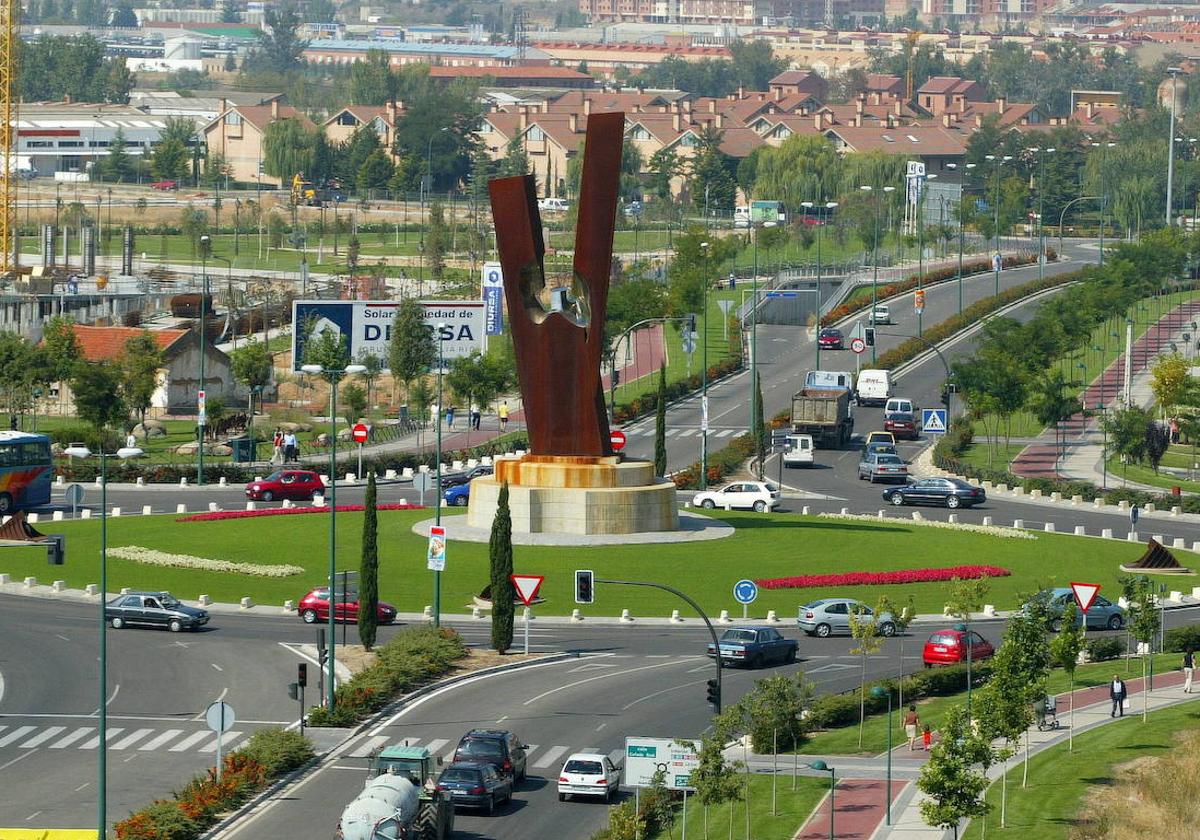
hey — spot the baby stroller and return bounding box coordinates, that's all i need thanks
[1035,694,1060,731]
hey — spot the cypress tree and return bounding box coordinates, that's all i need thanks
[654,362,667,478]
[357,470,379,651]
[754,371,766,479]
[489,483,515,653]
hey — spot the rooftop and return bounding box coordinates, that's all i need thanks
[69,325,190,363]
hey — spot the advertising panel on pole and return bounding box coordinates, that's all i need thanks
[291,300,486,372]
[482,262,505,336]
[906,160,926,207]
[623,737,699,790]
[427,525,447,572]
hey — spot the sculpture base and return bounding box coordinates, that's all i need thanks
[466,455,679,535]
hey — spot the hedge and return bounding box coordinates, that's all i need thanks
[305,625,469,728]
[113,728,314,840]
[1087,636,1126,662]
[1164,626,1200,654]
[612,356,743,425]
[671,431,757,490]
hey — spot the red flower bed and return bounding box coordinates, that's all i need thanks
[755,565,1011,590]
[178,503,422,523]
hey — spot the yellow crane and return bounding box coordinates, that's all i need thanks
[0,0,17,275]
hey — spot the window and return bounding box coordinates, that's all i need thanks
[58,141,83,148]
[527,125,544,141]
[225,112,242,126]
[27,141,53,148]
[629,126,651,140]
[0,444,14,467]
[825,603,847,615]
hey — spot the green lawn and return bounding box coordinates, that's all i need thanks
[961,698,1200,839]
[646,774,828,840]
[1102,457,1200,493]
[3,510,1192,616]
[956,442,1029,474]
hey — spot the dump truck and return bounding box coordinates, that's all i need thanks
[791,387,854,449]
[335,745,455,840]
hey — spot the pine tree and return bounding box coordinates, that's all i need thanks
[489,483,515,653]
[427,201,447,280]
[358,470,379,651]
[654,362,667,478]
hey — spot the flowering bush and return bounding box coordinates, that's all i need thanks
[816,511,1036,539]
[755,565,1011,590]
[108,546,306,577]
[177,503,420,523]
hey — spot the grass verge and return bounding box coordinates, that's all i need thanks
[644,775,828,840]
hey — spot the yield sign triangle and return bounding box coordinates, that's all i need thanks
[511,574,544,606]
[1070,581,1100,614]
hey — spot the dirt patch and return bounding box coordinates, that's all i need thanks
[335,644,551,676]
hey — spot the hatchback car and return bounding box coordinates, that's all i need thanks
[692,481,780,512]
[558,753,621,802]
[817,328,844,350]
[1026,588,1125,631]
[923,628,995,667]
[444,483,471,506]
[883,411,919,440]
[858,452,909,483]
[297,588,397,624]
[883,478,986,509]
[436,761,512,814]
[452,730,528,784]
[798,598,898,638]
[706,626,798,667]
[105,591,210,632]
[245,470,324,502]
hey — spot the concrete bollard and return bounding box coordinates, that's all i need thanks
[1044,522,1056,533]
[208,502,219,512]
[1012,486,1025,496]
[766,610,779,623]
[180,477,188,487]
[23,576,36,588]
[52,510,63,521]
[571,608,584,622]
[620,608,635,623]
[385,470,397,480]
[948,514,958,524]
[670,609,683,624]
[344,473,356,483]
[402,468,414,479]
[983,604,996,617]
[1072,495,1083,505]
[253,476,263,483]
[1146,503,1157,514]
[471,606,483,620]
[282,600,294,613]
[84,583,98,596]
[840,506,850,515]
[801,506,811,516]
[1193,542,1200,554]
[26,513,38,523]
[282,499,293,508]
[1118,500,1130,511]
[1102,528,1113,539]
[878,509,888,519]
[995,483,1008,493]
[55,475,64,486]
[218,477,227,487]
[982,516,993,526]
[1031,489,1043,499]
[467,459,478,469]
[419,464,430,474]
[1173,506,1182,516]
[239,597,254,610]
[1050,492,1061,503]
[81,509,91,520]
[136,477,145,487]
[313,495,325,507]
[452,460,464,471]
[1094,498,1105,508]
[109,508,120,518]
[52,580,65,592]
[1128,531,1139,542]
[718,609,732,624]
[246,502,256,511]
[912,511,923,521]
[320,474,330,485]
[176,503,187,515]
[423,605,433,619]
[94,476,103,487]
[1013,519,1024,529]
[1174,537,1188,550]
[1170,591,1184,603]
[1153,535,1165,545]
[142,505,152,516]
[1075,525,1087,536]
[198,595,212,606]
[1192,586,1200,599]
[982,480,994,491]
[0,573,9,584]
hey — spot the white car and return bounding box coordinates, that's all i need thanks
[692,481,780,512]
[869,304,891,325]
[558,753,621,802]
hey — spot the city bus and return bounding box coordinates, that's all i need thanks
[0,431,52,514]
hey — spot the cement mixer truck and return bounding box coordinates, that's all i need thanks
[335,745,455,840]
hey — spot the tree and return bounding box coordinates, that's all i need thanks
[1102,405,1153,484]
[253,5,307,74]
[728,39,786,91]
[489,483,515,653]
[350,49,396,106]
[986,598,1051,792]
[849,603,883,748]
[653,363,667,478]
[220,0,242,23]
[686,706,745,839]
[202,151,229,188]
[121,332,164,428]
[17,35,133,103]
[392,75,482,192]
[498,136,530,178]
[341,383,367,425]
[1026,369,1082,470]
[358,470,379,651]
[101,127,133,182]
[302,321,351,373]
[647,148,681,203]
[1146,419,1171,473]
[1050,599,1086,751]
[0,333,35,424]
[688,126,736,215]
[356,351,384,410]
[71,361,126,430]
[1151,353,1193,420]
[752,135,843,212]
[42,316,81,385]
[427,201,448,281]
[357,149,394,194]
[229,340,272,396]
[263,118,316,181]
[917,704,993,839]
[738,672,814,753]
[151,138,190,182]
[944,576,990,709]
[388,298,436,403]
[1122,575,1161,722]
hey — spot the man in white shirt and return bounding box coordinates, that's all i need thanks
[1110,675,1127,717]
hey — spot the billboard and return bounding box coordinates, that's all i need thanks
[482,262,504,336]
[623,737,699,791]
[291,300,485,372]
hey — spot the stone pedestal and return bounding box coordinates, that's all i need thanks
[466,454,678,535]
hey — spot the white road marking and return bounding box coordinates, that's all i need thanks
[211,663,224,672]
[92,683,120,715]
[50,727,93,749]
[621,679,707,711]
[19,726,65,748]
[522,657,704,707]
[74,782,90,792]
[533,745,569,769]
[0,726,37,747]
[80,728,124,750]
[110,728,155,750]
[25,811,41,821]
[424,738,450,758]
[595,723,607,732]
[496,715,508,723]
[0,751,35,771]
[55,634,70,642]
[349,735,391,758]
[168,731,212,752]
[139,730,185,751]
[199,731,244,753]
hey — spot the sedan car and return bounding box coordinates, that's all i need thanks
[798,598,898,638]
[705,626,797,667]
[858,452,909,483]
[1026,588,1125,631]
[883,411,919,440]
[817,328,844,350]
[297,588,397,624]
[245,470,324,502]
[558,753,622,802]
[444,483,471,507]
[923,628,995,667]
[436,761,512,814]
[883,478,986,509]
[441,464,493,489]
[692,481,780,512]
[105,591,209,632]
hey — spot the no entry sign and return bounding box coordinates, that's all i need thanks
[610,430,627,451]
[351,423,369,444]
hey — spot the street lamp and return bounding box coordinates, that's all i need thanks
[802,201,838,369]
[423,127,450,248]
[1167,68,1185,225]
[860,185,895,364]
[1098,401,1108,489]
[917,175,937,337]
[430,323,449,627]
[197,234,212,485]
[1028,147,1055,281]
[1090,141,1116,264]
[700,241,710,490]
[300,362,367,710]
[63,443,144,840]
[870,686,893,825]
[984,153,1012,296]
[807,760,836,840]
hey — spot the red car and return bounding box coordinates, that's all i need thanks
[883,411,919,440]
[298,587,397,624]
[818,328,844,349]
[151,180,177,191]
[923,628,995,667]
[245,470,324,502]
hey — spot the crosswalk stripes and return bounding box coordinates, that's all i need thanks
[0,725,38,747]
[422,738,450,761]
[139,730,184,751]
[349,735,391,758]
[533,745,568,769]
[678,429,695,437]
[111,728,155,750]
[49,727,93,749]
[0,722,260,754]
[716,429,735,437]
[168,731,214,752]
[19,726,65,748]
[80,728,123,750]
[200,731,243,752]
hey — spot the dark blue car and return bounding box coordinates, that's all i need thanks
[435,761,512,815]
[705,626,798,668]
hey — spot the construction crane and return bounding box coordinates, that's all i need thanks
[0,0,17,275]
[905,30,921,103]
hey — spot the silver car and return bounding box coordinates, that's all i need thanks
[857,452,909,483]
[798,598,898,638]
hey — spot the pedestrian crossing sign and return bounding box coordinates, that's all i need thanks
[922,409,948,435]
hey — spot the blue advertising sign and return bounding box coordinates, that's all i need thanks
[482,262,504,336]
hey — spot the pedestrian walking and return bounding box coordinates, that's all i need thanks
[430,402,440,428]
[498,401,509,431]
[272,429,283,465]
[1184,649,1195,694]
[903,704,920,750]
[446,405,455,429]
[922,724,932,751]
[283,430,298,463]
[1110,674,1127,717]
[470,402,481,431]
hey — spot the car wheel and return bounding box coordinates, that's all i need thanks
[879,621,896,637]
[455,495,469,507]
[301,609,319,624]
[487,794,496,816]
[946,495,961,509]
[785,647,797,664]
[753,500,766,513]
[890,493,905,506]
[701,499,716,510]
[815,623,832,638]
[262,491,274,502]
[1050,618,1064,633]
[111,616,124,629]
[169,619,183,633]
[1108,614,1124,630]
[559,793,567,802]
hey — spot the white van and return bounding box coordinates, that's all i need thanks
[538,198,570,214]
[782,434,815,468]
[870,304,891,325]
[885,398,915,415]
[856,369,893,407]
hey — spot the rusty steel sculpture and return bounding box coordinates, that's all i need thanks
[487,111,624,457]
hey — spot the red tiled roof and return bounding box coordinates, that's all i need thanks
[69,326,190,363]
[429,65,593,80]
[824,124,968,156]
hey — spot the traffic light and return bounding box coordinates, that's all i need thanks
[706,678,721,712]
[297,663,308,687]
[864,327,875,347]
[574,569,594,605]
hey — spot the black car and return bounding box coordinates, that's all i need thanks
[452,730,528,784]
[883,477,986,509]
[105,591,210,632]
[440,464,494,489]
[435,761,513,815]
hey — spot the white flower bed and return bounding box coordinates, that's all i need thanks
[109,545,306,577]
[817,512,1037,540]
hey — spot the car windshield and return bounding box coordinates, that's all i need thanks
[888,413,913,421]
[264,471,283,482]
[765,483,779,492]
[160,596,181,608]
[564,760,603,775]
[930,634,960,645]
[721,630,757,643]
[457,740,503,759]
[802,601,828,609]
[440,766,481,783]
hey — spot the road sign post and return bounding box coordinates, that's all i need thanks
[717,299,735,341]
[734,578,758,620]
[921,408,948,435]
[412,471,433,508]
[511,574,544,655]
[610,430,627,452]
[351,423,369,480]
[205,701,235,781]
[65,483,84,519]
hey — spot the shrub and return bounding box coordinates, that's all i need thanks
[236,728,314,776]
[1163,626,1200,654]
[114,801,202,840]
[1086,636,1126,662]
[805,662,993,732]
